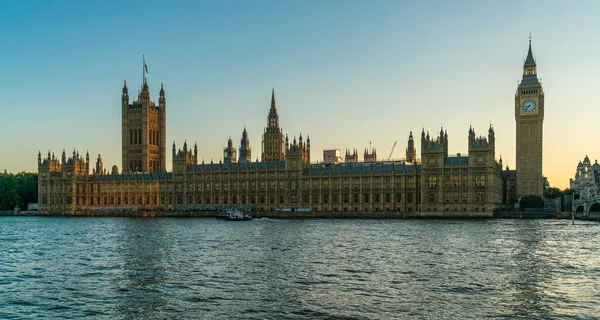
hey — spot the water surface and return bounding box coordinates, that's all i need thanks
[1,217,598,319]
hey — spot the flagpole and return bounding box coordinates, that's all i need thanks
[142,54,145,85]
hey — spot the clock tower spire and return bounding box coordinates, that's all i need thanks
[515,35,544,198]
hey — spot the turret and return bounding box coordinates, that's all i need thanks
[224,136,237,164]
[364,144,377,162]
[159,83,166,107]
[421,127,449,168]
[405,130,416,163]
[122,80,129,105]
[285,133,310,169]
[468,125,495,167]
[285,134,289,151]
[95,154,104,175]
[306,135,310,163]
[239,127,252,163]
[86,151,90,174]
[173,140,196,172]
[139,80,150,104]
[194,142,198,164]
[488,124,495,148]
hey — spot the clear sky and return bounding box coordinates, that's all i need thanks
[1,0,598,189]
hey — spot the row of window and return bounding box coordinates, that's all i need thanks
[79,192,418,206]
[520,89,538,95]
[428,192,486,203]
[428,175,488,187]
[129,129,161,146]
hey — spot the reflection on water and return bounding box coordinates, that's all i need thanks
[115,219,171,319]
[0,217,599,319]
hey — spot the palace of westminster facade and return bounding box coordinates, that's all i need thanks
[37,40,545,215]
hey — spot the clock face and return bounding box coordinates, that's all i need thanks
[522,99,537,113]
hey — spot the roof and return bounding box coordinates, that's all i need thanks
[303,162,421,176]
[503,169,516,178]
[519,74,540,88]
[192,161,285,171]
[444,156,469,166]
[92,172,172,181]
[524,42,536,67]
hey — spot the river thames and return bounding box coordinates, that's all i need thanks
[1,217,598,319]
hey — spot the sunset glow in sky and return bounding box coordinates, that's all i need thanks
[1,1,599,189]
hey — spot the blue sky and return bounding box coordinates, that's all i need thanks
[1,0,599,188]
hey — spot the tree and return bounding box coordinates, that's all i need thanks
[0,172,37,210]
[519,195,544,210]
[544,187,563,199]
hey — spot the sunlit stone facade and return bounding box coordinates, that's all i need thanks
[38,54,524,215]
[37,87,502,215]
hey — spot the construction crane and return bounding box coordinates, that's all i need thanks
[388,141,397,161]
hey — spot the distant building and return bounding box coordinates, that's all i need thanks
[323,149,342,165]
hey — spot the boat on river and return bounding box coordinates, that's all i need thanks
[216,210,253,221]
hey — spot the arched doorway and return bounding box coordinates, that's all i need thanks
[575,205,584,218]
[589,203,600,217]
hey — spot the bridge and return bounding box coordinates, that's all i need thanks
[570,156,600,219]
[572,196,600,219]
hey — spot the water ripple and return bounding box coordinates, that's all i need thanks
[1,217,599,319]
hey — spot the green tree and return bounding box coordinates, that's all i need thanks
[0,172,37,210]
[519,195,544,210]
[544,187,563,199]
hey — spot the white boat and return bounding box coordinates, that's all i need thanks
[216,210,253,221]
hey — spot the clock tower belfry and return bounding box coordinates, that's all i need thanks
[515,36,544,198]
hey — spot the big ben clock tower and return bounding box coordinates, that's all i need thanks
[515,36,544,197]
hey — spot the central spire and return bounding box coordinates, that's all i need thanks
[267,88,279,128]
[270,87,276,110]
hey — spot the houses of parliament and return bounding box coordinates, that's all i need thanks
[37,39,545,215]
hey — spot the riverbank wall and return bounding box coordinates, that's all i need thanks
[14,210,582,220]
[18,210,495,219]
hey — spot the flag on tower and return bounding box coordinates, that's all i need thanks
[144,60,148,73]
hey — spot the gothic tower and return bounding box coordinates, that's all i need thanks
[261,89,284,161]
[239,127,252,163]
[405,130,417,163]
[223,137,237,164]
[121,76,167,173]
[515,37,544,197]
